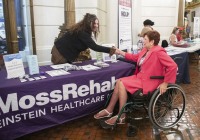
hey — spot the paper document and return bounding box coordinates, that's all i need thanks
[81,64,100,71]
[51,63,72,69]
[46,69,70,77]
[94,62,110,67]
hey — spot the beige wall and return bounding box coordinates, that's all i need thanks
[32,0,64,65]
[132,0,179,44]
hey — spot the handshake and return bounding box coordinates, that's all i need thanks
[113,47,126,56]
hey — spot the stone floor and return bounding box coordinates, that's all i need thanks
[17,62,200,140]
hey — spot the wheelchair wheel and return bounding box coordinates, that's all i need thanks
[148,84,186,130]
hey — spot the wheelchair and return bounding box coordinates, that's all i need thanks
[100,79,186,136]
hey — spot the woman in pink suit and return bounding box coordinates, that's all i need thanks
[94,30,177,126]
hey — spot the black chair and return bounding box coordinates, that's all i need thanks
[100,77,186,137]
[161,40,169,48]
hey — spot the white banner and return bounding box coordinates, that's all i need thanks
[118,0,132,50]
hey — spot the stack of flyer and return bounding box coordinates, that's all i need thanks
[46,69,70,77]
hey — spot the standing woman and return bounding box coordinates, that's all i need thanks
[51,13,115,64]
[137,19,154,52]
[139,19,154,37]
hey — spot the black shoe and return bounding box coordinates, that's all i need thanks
[99,119,115,129]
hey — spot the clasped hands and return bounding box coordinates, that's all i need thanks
[113,47,126,57]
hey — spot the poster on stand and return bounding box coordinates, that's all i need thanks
[118,0,132,50]
[3,53,25,79]
[193,17,200,37]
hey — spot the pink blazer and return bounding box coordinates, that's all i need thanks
[124,46,177,94]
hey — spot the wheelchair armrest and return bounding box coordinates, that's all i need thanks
[150,76,164,79]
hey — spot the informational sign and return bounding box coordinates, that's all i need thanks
[193,17,200,37]
[3,53,25,79]
[27,55,39,75]
[118,0,132,50]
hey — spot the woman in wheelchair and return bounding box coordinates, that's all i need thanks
[94,30,178,128]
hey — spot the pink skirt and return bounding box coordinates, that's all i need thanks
[120,75,142,94]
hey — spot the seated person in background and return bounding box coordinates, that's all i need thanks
[137,19,154,51]
[177,28,183,41]
[169,27,179,44]
[51,13,115,64]
[94,30,177,127]
[169,27,188,47]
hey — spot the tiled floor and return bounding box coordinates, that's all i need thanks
[17,62,200,140]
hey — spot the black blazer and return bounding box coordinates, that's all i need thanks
[54,31,111,62]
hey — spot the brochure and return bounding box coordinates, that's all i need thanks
[46,69,70,77]
[3,53,25,79]
[27,55,39,75]
[51,63,72,69]
[81,64,100,71]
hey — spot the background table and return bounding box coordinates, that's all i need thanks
[170,52,190,84]
[167,43,200,53]
[0,60,134,140]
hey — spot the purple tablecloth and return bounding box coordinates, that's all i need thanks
[0,60,134,140]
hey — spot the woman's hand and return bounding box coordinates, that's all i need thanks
[159,82,168,94]
[115,48,121,55]
[115,48,125,56]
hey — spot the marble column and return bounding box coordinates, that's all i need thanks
[59,0,75,34]
[3,0,18,53]
[178,0,184,26]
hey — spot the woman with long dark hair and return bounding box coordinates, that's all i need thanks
[51,13,115,64]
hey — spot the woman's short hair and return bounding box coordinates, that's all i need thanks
[143,19,154,26]
[144,30,160,45]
